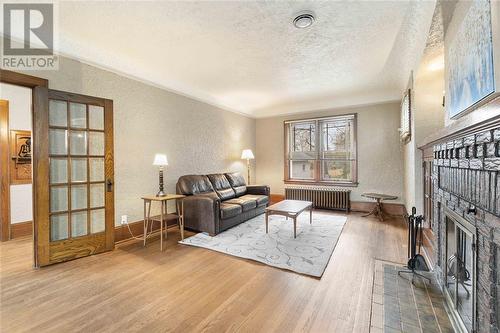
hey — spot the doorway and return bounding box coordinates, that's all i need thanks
[0,69,115,267]
[0,83,33,242]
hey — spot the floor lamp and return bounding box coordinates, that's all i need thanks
[241,149,254,184]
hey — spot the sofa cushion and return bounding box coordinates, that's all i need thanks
[176,175,214,195]
[219,202,242,219]
[225,172,247,196]
[239,194,268,207]
[225,197,257,212]
[207,174,236,200]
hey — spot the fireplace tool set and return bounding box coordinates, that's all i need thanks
[398,207,431,284]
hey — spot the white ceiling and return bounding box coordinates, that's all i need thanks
[54,1,436,118]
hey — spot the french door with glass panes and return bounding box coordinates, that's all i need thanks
[34,89,114,266]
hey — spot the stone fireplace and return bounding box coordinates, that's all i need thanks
[421,102,500,333]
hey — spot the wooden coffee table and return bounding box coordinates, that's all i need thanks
[265,200,313,238]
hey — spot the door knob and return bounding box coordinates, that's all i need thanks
[106,179,113,192]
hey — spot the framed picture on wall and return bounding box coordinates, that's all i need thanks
[10,130,32,184]
[446,0,497,118]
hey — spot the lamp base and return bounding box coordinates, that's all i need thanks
[156,167,166,197]
[247,159,251,185]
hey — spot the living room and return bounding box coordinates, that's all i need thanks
[1,1,499,332]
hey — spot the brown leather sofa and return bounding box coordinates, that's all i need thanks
[176,172,270,236]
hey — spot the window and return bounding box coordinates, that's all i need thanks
[400,89,411,143]
[285,114,357,185]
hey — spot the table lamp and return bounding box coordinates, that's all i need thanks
[153,153,168,196]
[241,149,254,184]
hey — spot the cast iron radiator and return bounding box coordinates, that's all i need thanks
[285,187,351,212]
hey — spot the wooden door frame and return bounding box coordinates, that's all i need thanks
[0,100,10,241]
[1,69,48,268]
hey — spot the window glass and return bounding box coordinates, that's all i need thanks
[400,90,411,142]
[289,122,316,160]
[290,160,315,179]
[286,115,356,184]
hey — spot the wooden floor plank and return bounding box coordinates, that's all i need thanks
[0,212,408,332]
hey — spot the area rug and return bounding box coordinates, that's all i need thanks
[179,212,347,277]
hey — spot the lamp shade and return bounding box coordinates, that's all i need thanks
[241,149,254,160]
[153,153,168,166]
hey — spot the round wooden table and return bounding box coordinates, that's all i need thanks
[361,192,398,221]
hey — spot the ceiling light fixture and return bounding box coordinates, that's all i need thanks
[293,11,315,29]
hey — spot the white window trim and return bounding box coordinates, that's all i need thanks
[284,113,358,186]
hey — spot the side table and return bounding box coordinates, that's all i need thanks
[141,194,185,251]
[361,192,398,222]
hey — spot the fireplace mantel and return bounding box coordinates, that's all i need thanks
[420,96,500,151]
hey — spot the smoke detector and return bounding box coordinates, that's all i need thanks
[293,11,315,29]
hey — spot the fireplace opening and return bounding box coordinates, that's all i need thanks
[444,210,476,332]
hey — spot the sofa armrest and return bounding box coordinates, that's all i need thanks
[246,185,270,196]
[183,194,221,236]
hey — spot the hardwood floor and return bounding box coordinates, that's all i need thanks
[0,212,408,332]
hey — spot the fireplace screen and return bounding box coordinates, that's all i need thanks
[445,215,475,332]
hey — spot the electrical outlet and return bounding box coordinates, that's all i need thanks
[121,215,128,225]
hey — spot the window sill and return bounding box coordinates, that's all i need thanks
[284,180,359,187]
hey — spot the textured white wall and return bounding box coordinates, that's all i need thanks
[402,125,416,211]
[10,185,33,224]
[1,83,32,131]
[0,83,33,224]
[402,52,445,214]
[255,102,404,203]
[26,57,256,225]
